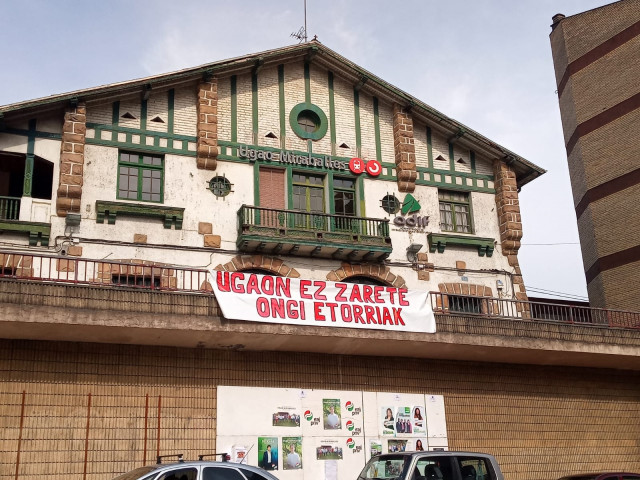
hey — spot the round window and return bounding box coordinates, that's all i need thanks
[297,110,320,133]
[208,176,232,197]
[289,103,328,141]
[381,194,400,214]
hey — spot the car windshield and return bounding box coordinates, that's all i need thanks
[112,467,159,480]
[359,456,409,480]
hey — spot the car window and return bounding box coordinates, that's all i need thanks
[457,458,491,480]
[203,467,246,480]
[622,476,640,480]
[157,468,198,480]
[414,457,453,480]
[113,467,160,480]
[237,468,273,480]
[359,456,409,480]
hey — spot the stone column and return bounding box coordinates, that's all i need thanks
[56,103,86,216]
[196,77,219,170]
[493,161,527,301]
[392,104,417,192]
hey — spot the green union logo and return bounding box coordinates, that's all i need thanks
[401,194,420,214]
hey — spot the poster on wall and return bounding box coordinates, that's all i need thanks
[323,399,342,430]
[258,437,279,471]
[370,439,382,457]
[412,406,426,435]
[387,439,407,453]
[395,407,412,434]
[283,437,303,469]
[216,386,447,480]
[381,407,395,435]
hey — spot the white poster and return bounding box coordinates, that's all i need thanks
[216,387,448,480]
[211,271,436,333]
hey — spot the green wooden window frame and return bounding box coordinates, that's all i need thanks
[438,190,473,234]
[289,103,328,141]
[333,177,356,217]
[292,172,325,213]
[117,151,164,203]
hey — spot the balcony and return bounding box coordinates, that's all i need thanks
[236,205,392,261]
[0,250,638,370]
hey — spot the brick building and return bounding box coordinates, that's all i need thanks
[0,41,639,480]
[549,0,640,310]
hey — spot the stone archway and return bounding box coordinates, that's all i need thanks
[326,263,406,288]
[214,255,300,278]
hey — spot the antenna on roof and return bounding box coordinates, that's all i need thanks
[291,0,308,43]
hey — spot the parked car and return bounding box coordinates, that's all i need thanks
[558,474,640,480]
[112,455,280,480]
[358,451,504,480]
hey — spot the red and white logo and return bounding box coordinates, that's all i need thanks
[365,159,382,177]
[349,158,365,175]
[349,158,382,177]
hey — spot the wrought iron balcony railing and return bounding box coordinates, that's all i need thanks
[0,196,20,220]
[237,205,392,260]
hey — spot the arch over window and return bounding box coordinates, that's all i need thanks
[326,264,406,288]
[214,255,300,278]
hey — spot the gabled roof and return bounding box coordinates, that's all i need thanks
[0,40,545,187]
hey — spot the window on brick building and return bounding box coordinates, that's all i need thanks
[439,190,472,233]
[117,152,163,202]
[448,295,482,314]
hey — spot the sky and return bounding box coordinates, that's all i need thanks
[0,0,611,301]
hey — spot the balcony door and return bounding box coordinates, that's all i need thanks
[292,173,326,230]
[258,167,286,227]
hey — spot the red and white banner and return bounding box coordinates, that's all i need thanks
[210,271,435,333]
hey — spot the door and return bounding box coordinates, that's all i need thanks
[291,172,326,230]
[258,167,286,227]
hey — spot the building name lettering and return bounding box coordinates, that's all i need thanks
[239,145,348,171]
[393,214,430,228]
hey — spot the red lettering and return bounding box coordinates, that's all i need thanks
[364,306,376,324]
[271,298,285,319]
[300,301,306,320]
[300,280,312,299]
[353,305,365,323]
[341,304,352,322]
[286,300,299,319]
[246,274,260,294]
[314,281,327,300]
[375,306,382,324]
[325,303,338,322]
[231,272,245,293]
[349,284,363,302]
[314,302,326,321]
[335,283,348,302]
[216,271,231,292]
[256,297,269,317]
[261,275,274,295]
[362,285,373,303]
[275,277,291,297]
[393,307,405,325]
[373,286,384,303]
[398,289,409,306]
[382,308,392,325]
[386,287,397,304]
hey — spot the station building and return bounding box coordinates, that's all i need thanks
[0,41,639,480]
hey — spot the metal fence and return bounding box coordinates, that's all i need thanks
[0,196,21,220]
[0,250,210,293]
[429,291,640,329]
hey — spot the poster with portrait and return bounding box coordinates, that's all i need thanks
[411,438,426,452]
[272,408,301,427]
[323,398,341,430]
[411,405,426,435]
[258,436,278,471]
[387,439,407,453]
[316,442,344,460]
[395,407,412,435]
[283,436,303,470]
[381,406,395,436]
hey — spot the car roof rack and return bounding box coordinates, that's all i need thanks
[198,453,229,462]
[157,454,184,465]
